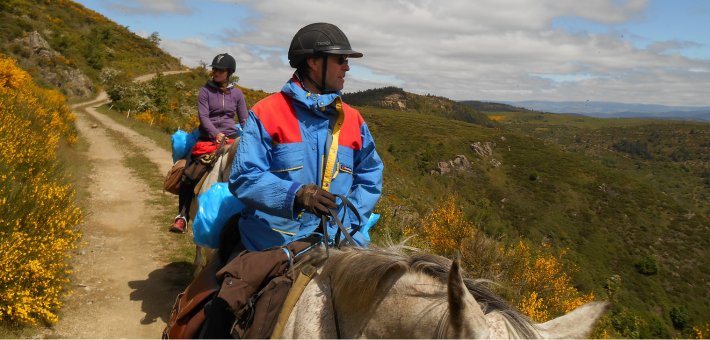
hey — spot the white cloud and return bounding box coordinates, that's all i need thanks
[149,0,710,106]
[158,36,293,91]
[647,40,704,54]
[106,0,193,15]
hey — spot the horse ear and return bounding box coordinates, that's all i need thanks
[534,301,610,339]
[447,259,489,338]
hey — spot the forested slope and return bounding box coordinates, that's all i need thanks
[360,105,710,338]
[0,0,181,97]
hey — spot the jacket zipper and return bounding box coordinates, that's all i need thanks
[217,91,224,135]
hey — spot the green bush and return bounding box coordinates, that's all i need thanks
[529,171,539,181]
[635,254,659,276]
[639,314,670,339]
[670,305,689,330]
[602,156,618,168]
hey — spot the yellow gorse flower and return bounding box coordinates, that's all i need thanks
[504,241,595,322]
[0,54,83,326]
[402,195,595,323]
[404,195,477,256]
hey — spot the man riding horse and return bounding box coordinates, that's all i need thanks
[196,22,384,338]
[229,22,383,252]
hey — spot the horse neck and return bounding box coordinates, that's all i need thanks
[341,271,452,338]
[338,271,530,339]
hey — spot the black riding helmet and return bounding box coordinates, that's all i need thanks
[288,23,362,93]
[209,53,236,74]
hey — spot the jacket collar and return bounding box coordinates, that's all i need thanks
[206,80,235,91]
[281,73,342,118]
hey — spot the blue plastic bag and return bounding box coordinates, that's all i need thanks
[171,129,199,163]
[192,183,245,248]
[359,213,380,242]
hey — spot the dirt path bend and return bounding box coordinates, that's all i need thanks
[43,71,187,339]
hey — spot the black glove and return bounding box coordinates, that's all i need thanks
[294,184,338,217]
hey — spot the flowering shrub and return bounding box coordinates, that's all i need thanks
[0,55,82,326]
[402,195,595,323]
[404,196,476,256]
[503,241,595,322]
[133,110,170,127]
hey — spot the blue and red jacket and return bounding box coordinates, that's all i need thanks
[229,75,384,251]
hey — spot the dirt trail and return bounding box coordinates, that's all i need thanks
[42,71,187,339]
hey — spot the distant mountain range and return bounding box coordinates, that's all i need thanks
[492,100,710,121]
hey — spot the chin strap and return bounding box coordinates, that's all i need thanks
[305,55,335,94]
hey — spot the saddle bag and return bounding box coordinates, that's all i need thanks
[208,236,321,339]
[163,158,186,195]
[183,138,225,183]
[234,275,294,339]
[183,154,214,182]
[163,259,222,339]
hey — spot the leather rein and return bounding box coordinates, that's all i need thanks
[319,193,362,339]
[316,198,451,339]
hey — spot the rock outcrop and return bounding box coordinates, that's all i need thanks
[14,31,94,97]
[432,155,471,175]
[470,141,495,157]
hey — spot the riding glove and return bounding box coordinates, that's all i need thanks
[294,184,338,217]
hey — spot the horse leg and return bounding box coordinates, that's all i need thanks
[194,244,205,277]
[205,247,218,265]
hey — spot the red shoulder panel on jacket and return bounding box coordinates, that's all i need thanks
[252,92,302,144]
[339,102,364,151]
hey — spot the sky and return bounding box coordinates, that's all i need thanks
[73,0,710,107]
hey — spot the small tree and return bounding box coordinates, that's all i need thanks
[85,27,106,70]
[148,31,161,46]
[150,72,169,113]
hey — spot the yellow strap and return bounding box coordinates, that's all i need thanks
[321,98,344,192]
[271,264,317,339]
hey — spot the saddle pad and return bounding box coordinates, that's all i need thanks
[192,139,234,157]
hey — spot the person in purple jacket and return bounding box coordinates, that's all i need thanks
[169,53,249,234]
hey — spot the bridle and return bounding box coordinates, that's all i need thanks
[319,193,362,339]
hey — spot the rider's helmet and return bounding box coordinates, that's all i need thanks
[209,53,236,74]
[288,23,362,93]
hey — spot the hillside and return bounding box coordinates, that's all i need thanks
[359,106,710,337]
[342,86,501,129]
[498,100,710,119]
[0,0,182,97]
[459,100,533,113]
[494,112,710,217]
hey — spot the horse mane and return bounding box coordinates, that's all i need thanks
[295,245,537,339]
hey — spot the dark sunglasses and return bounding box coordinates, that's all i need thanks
[336,55,349,65]
[213,68,228,74]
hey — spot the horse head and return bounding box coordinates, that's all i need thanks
[446,258,610,339]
